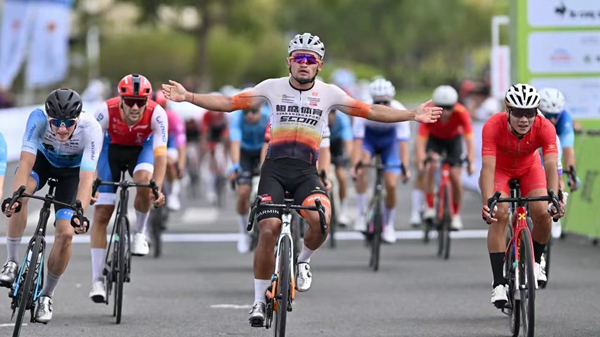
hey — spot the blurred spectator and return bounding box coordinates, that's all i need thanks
[459,80,476,104]
[0,88,15,108]
[81,78,111,102]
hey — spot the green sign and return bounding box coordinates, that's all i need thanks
[512,0,600,118]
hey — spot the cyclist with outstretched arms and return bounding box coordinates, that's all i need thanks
[153,90,187,211]
[327,108,353,226]
[162,32,441,326]
[1,89,102,323]
[539,88,579,191]
[0,131,6,202]
[480,84,565,308]
[228,98,270,254]
[89,74,167,303]
[352,78,411,244]
[416,85,475,230]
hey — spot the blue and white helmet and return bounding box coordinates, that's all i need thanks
[539,88,565,114]
[288,33,325,59]
[369,78,395,98]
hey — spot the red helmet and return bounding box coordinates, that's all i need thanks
[118,74,152,98]
[153,90,167,109]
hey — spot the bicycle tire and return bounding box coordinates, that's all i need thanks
[442,185,451,260]
[423,218,431,244]
[274,236,291,337]
[115,216,127,324]
[371,199,383,272]
[518,229,536,337]
[329,192,336,249]
[506,239,520,337]
[541,237,551,289]
[150,209,163,258]
[13,236,42,337]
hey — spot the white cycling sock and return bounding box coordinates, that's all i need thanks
[297,244,316,264]
[171,179,181,196]
[254,279,271,305]
[40,271,62,298]
[237,214,248,234]
[356,193,366,215]
[411,189,424,218]
[6,236,22,263]
[386,208,396,227]
[135,210,150,234]
[91,248,105,282]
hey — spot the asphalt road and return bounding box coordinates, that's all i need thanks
[0,161,599,337]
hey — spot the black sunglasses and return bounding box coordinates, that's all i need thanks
[243,109,259,115]
[509,108,537,119]
[373,100,390,106]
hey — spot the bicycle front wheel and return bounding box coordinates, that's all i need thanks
[274,236,291,337]
[115,216,127,324]
[441,185,452,260]
[329,192,337,249]
[13,236,43,337]
[150,209,163,258]
[518,229,536,337]
[371,200,383,272]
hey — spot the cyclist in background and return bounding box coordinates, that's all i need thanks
[89,74,167,303]
[481,84,565,307]
[328,109,353,226]
[352,78,411,244]
[0,132,6,203]
[228,98,270,254]
[539,88,579,191]
[200,105,230,204]
[1,89,101,323]
[153,90,187,211]
[416,85,475,231]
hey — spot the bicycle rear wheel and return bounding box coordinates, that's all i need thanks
[441,185,451,260]
[115,217,127,324]
[329,192,337,249]
[505,240,520,337]
[150,208,163,258]
[370,200,383,271]
[518,229,536,337]
[274,236,291,337]
[13,236,42,337]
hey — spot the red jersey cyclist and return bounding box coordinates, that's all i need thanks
[89,74,168,303]
[481,84,565,308]
[416,85,475,230]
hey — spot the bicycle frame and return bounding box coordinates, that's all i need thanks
[436,162,453,222]
[506,204,533,291]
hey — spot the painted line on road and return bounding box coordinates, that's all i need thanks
[210,304,253,309]
[0,230,488,245]
[0,323,26,327]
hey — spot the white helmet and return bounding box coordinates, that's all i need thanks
[369,78,395,98]
[505,83,540,109]
[288,33,325,59]
[432,85,458,107]
[539,88,565,114]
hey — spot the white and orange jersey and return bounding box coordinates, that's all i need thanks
[232,77,368,165]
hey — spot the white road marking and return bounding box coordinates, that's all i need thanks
[0,230,488,245]
[210,304,253,310]
[0,323,26,327]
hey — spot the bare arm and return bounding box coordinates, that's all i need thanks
[230,140,241,165]
[399,141,409,169]
[344,140,353,162]
[177,145,186,172]
[543,153,560,195]
[352,139,363,167]
[76,170,95,212]
[365,104,416,123]
[317,146,331,175]
[0,176,4,201]
[337,99,441,124]
[260,142,268,164]
[184,92,236,112]
[465,137,476,165]
[415,137,427,170]
[479,156,497,205]
[13,152,36,191]
[153,155,168,191]
[562,147,575,170]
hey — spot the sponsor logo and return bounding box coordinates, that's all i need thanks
[26,124,37,141]
[90,141,96,161]
[550,48,572,63]
[280,115,319,126]
[281,94,295,104]
[312,92,318,96]
[156,115,167,143]
[134,125,149,130]
[261,194,272,202]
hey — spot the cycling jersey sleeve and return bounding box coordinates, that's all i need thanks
[339,113,353,141]
[558,111,575,148]
[229,110,243,142]
[151,106,169,156]
[417,123,430,140]
[540,119,558,156]
[329,84,370,118]
[21,109,47,155]
[94,102,110,132]
[352,116,366,139]
[0,132,6,177]
[396,122,410,142]
[459,109,474,139]
[80,116,104,172]
[231,79,272,110]
[481,119,498,157]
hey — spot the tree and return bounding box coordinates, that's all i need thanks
[118,0,279,91]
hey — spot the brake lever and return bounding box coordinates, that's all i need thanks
[91,178,101,197]
[314,198,327,234]
[487,191,502,220]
